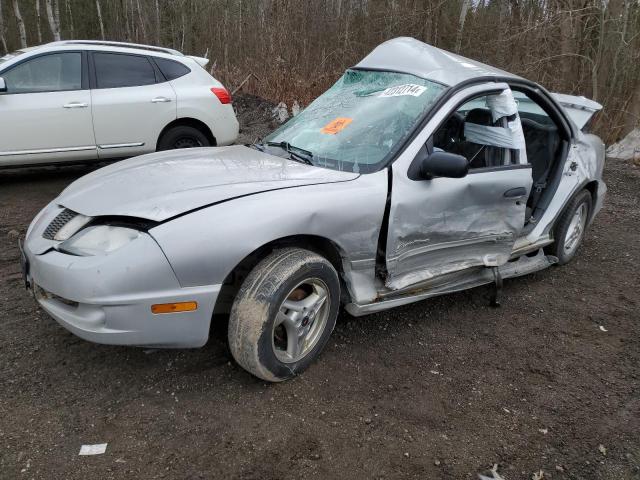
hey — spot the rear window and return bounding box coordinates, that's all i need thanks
[154,58,190,81]
[94,53,156,88]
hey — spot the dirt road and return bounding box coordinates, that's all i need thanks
[0,102,638,479]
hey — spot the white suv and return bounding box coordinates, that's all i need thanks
[0,40,239,167]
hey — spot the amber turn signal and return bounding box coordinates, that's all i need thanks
[151,301,198,314]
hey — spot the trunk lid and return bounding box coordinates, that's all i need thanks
[551,93,602,130]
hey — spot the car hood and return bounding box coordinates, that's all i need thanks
[58,146,359,221]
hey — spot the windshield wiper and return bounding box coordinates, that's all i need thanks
[265,141,314,165]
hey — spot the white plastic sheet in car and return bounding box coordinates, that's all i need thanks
[464,123,524,149]
[487,89,518,122]
[463,88,527,164]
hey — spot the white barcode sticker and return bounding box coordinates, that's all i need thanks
[379,84,427,98]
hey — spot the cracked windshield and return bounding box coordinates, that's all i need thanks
[264,69,446,173]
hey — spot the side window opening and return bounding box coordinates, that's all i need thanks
[93,53,157,89]
[511,89,565,223]
[154,57,190,81]
[432,89,527,170]
[2,52,82,93]
[512,90,562,189]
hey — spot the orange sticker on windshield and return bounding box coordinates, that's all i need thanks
[321,117,353,135]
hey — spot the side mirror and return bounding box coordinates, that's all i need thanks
[0,77,6,93]
[420,151,469,179]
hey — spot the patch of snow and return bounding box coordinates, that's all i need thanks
[607,128,640,160]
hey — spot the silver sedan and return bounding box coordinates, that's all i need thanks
[21,38,606,381]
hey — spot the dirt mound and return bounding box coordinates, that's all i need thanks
[233,93,281,144]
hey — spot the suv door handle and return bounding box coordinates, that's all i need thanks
[151,97,172,103]
[504,187,528,198]
[63,102,88,109]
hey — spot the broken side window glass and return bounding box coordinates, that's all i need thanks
[432,89,527,169]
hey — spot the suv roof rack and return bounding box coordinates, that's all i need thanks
[57,40,183,56]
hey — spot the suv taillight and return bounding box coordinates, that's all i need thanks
[211,87,232,104]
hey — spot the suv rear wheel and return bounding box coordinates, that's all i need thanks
[228,248,340,382]
[157,125,210,151]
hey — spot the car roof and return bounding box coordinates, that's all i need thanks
[30,40,185,58]
[353,37,520,87]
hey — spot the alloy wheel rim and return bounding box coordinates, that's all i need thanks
[564,203,588,255]
[272,278,330,364]
[174,136,202,149]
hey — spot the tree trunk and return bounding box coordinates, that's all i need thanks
[95,0,105,40]
[455,0,470,53]
[45,0,61,41]
[155,0,160,44]
[136,0,147,43]
[13,0,28,48]
[65,0,74,39]
[35,0,43,43]
[0,0,8,53]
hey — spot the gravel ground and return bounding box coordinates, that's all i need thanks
[0,96,639,479]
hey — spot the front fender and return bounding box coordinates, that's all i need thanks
[149,170,388,302]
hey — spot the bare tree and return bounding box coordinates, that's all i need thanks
[455,0,471,53]
[12,0,27,48]
[35,0,43,44]
[45,0,61,41]
[96,0,105,40]
[0,0,7,53]
[65,0,74,39]
[154,0,160,44]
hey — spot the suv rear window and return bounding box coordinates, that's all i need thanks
[154,58,190,81]
[94,53,156,88]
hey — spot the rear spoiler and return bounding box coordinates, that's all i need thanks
[551,93,602,130]
[186,55,209,68]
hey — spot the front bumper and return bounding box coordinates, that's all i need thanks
[21,233,220,348]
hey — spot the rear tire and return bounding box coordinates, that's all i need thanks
[157,125,210,151]
[228,248,340,382]
[547,189,592,265]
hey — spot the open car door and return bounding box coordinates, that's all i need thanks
[385,86,533,290]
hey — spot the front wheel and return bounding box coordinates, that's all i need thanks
[228,248,340,382]
[547,189,592,264]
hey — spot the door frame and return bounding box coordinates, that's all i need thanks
[379,82,534,290]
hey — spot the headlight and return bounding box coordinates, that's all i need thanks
[58,226,141,256]
[54,213,93,241]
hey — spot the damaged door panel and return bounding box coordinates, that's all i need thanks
[384,87,533,291]
[385,167,532,290]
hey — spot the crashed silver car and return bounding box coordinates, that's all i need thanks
[21,38,606,381]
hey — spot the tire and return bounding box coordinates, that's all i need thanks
[157,125,210,151]
[547,189,592,265]
[228,248,340,382]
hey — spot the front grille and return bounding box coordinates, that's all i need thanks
[42,209,78,240]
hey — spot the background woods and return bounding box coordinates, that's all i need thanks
[1,0,639,143]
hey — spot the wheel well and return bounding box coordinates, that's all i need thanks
[584,180,598,205]
[156,118,216,150]
[550,182,598,240]
[210,235,347,337]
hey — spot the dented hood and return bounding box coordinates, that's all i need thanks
[58,146,359,221]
